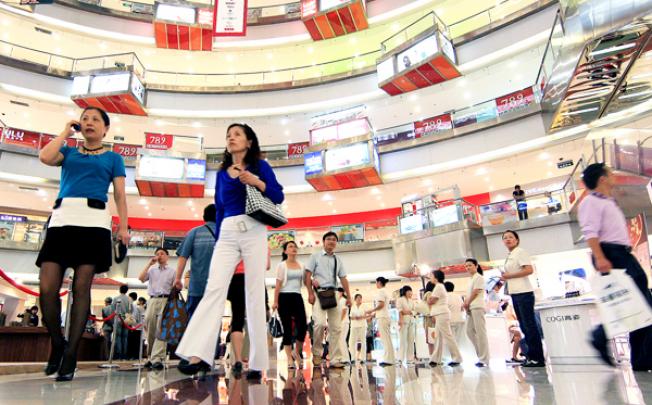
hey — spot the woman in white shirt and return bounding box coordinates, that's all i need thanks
[349,294,368,364]
[366,276,396,366]
[337,288,350,363]
[499,230,545,367]
[463,258,490,367]
[428,270,462,367]
[272,241,308,369]
[397,286,416,365]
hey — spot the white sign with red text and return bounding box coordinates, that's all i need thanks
[214,0,248,36]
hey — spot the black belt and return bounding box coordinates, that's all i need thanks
[600,242,632,253]
[53,198,106,210]
[151,295,169,298]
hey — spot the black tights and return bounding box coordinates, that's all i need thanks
[39,262,95,373]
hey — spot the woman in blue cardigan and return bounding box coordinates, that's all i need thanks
[176,123,284,381]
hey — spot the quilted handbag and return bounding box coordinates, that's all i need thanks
[157,288,188,345]
[245,184,288,228]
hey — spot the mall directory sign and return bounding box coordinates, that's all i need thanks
[154,2,213,50]
[71,72,147,116]
[304,136,382,191]
[135,150,206,198]
[377,29,460,96]
[301,0,368,41]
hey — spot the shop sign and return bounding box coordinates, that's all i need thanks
[0,214,27,222]
[40,135,77,149]
[288,142,310,159]
[0,127,41,150]
[414,113,452,138]
[145,133,174,150]
[214,0,248,36]
[496,87,535,116]
[113,143,140,161]
[301,0,318,18]
[628,213,651,278]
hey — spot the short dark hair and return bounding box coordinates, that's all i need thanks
[155,247,169,255]
[582,162,608,190]
[203,204,216,222]
[30,305,38,312]
[119,285,128,294]
[128,292,137,300]
[354,294,362,300]
[322,231,338,242]
[81,107,110,127]
[514,185,521,189]
[424,281,435,293]
[137,297,146,304]
[433,270,445,283]
[444,281,455,292]
[105,297,113,304]
[376,276,389,286]
[502,230,520,243]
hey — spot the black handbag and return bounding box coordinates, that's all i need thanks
[268,311,284,338]
[315,255,338,310]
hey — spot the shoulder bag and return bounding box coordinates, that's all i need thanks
[245,184,287,228]
[315,255,338,310]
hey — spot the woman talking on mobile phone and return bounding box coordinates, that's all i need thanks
[176,123,284,381]
[37,107,129,381]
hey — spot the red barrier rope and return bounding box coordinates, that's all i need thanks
[0,268,68,297]
[88,312,117,323]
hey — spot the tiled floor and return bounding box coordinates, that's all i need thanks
[0,359,649,404]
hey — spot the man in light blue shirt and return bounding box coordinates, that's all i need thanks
[305,231,353,368]
[173,204,217,319]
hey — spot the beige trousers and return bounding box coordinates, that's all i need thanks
[377,317,396,364]
[349,326,367,362]
[430,313,462,363]
[312,300,345,363]
[144,297,168,363]
[399,317,416,362]
[466,308,490,363]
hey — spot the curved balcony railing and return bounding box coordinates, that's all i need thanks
[0,0,554,91]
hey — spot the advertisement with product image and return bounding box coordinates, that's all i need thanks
[628,213,651,280]
[331,224,364,243]
[267,230,296,250]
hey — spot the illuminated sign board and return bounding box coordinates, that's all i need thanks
[324,141,370,172]
[156,3,196,24]
[186,159,207,181]
[138,155,185,180]
[304,151,323,175]
[214,0,248,36]
[377,58,395,83]
[397,35,438,73]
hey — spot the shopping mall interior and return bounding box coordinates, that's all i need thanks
[0,0,652,403]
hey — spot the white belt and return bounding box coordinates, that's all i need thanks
[49,198,111,230]
[221,214,264,232]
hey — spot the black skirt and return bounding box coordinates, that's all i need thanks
[36,226,113,273]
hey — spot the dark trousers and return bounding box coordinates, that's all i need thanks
[114,324,128,360]
[599,243,652,370]
[127,329,140,359]
[278,293,308,346]
[518,209,528,220]
[186,295,202,320]
[511,292,545,363]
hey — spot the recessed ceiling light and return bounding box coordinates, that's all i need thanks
[284,130,290,136]
[194,214,199,218]
[457,79,467,88]
[547,161,553,167]
[139,198,147,205]
[464,92,471,99]
[391,22,400,31]
[147,212,152,217]
[281,118,288,126]
[489,185,494,191]
[547,171,553,177]
[187,200,194,206]
[408,94,419,102]
[475,167,488,176]
[192,121,202,128]
[349,37,357,44]
[370,187,380,195]
[332,209,337,214]
[428,187,434,193]
[155,120,164,127]
[380,202,386,208]
[321,193,334,201]
[113,116,121,123]
[375,195,382,200]
[414,106,422,113]
[66,109,76,117]
[144,206,149,210]
[266,53,273,60]
[508,60,519,68]
[484,177,490,182]
[538,152,551,160]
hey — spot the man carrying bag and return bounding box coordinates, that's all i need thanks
[305,231,353,369]
[578,163,652,371]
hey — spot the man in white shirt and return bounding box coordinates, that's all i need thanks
[138,247,175,370]
[305,232,353,369]
[349,294,368,364]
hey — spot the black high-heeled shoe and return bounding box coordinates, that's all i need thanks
[44,340,67,376]
[55,357,77,382]
[177,360,211,376]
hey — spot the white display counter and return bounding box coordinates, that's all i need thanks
[535,296,605,365]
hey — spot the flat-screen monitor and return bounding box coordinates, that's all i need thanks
[324,141,370,172]
[138,155,185,180]
[397,35,438,73]
[186,159,207,181]
[304,151,324,175]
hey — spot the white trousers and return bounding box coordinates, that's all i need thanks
[311,299,344,363]
[340,321,350,361]
[349,326,367,362]
[430,313,462,363]
[466,308,490,363]
[176,215,269,371]
[399,317,416,363]
[377,317,396,363]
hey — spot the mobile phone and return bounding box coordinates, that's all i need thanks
[233,166,242,172]
[72,123,81,132]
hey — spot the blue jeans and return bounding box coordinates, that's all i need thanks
[186,295,203,320]
[511,292,545,363]
[114,323,128,360]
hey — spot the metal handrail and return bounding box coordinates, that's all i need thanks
[380,11,447,53]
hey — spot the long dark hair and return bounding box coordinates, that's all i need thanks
[465,258,484,275]
[281,240,298,261]
[220,123,262,171]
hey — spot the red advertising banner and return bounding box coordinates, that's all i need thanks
[0,127,41,150]
[40,135,77,149]
[288,142,310,159]
[628,213,651,278]
[145,133,174,150]
[113,143,140,162]
[413,113,453,138]
[213,0,248,36]
[495,87,535,116]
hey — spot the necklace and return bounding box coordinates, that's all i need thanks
[82,144,104,154]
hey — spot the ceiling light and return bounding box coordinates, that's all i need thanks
[484,177,490,182]
[287,139,292,143]
[266,53,273,60]
[332,209,337,214]
[226,55,234,62]
[144,205,149,210]
[155,120,164,126]
[307,47,314,54]
[391,22,400,31]
[414,106,422,113]
[349,37,357,44]
[489,185,494,191]
[561,107,599,116]
[375,195,382,200]
[197,133,204,138]
[42,197,47,202]
[464,92,471,99]
[547,171,553,177]
[192,121,202,128]
[547,161,553,167]
[408,94,418,102]
[66,109,76,117]
[321,193,334,201]
[194,214,199,218]
[284,130,290,136]
[508,60,519,68]
[99,42,108,50]
[538,152,551,160]
[187,200,194,206]
[370,187,380,195]
[428,187,434,193]
[475,167,488,176]
[589,42,636,57]
[457,79,467,88]
[37,189,47,196]
[380,202,386,208]
[139,198,147,205]
[281,118,288,126]
[113,116,121,123]
[147,212,152,217]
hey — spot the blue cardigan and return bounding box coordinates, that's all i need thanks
[214,159,284,238]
